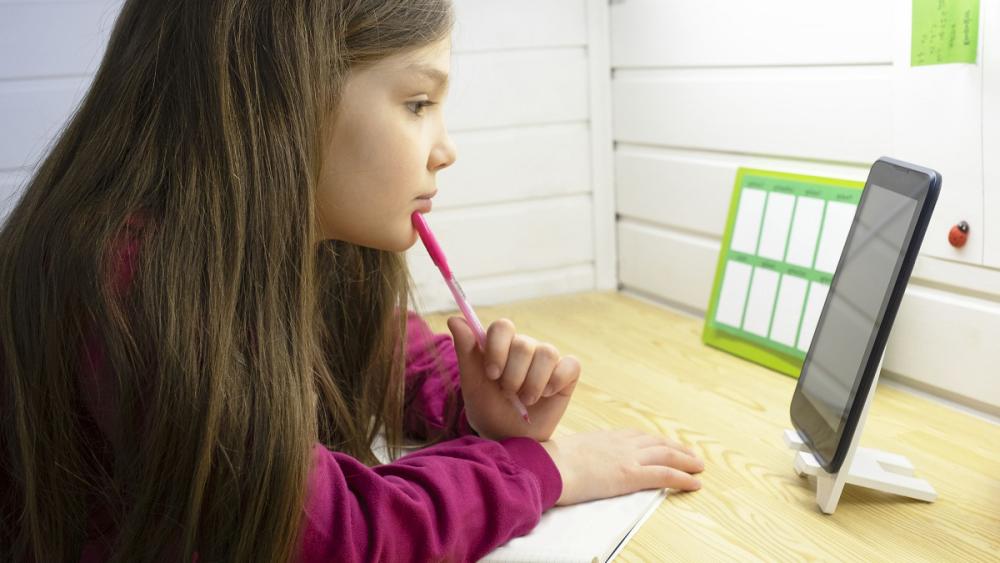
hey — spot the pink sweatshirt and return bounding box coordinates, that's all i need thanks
[74,219,562,562]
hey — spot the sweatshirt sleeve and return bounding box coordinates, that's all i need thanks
[403,311,477,440]
[299,436,562,562]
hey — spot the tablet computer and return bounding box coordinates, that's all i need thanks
[790,157,940,474]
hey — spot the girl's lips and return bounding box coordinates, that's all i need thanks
[415,198,433,212]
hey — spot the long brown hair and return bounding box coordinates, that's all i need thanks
[0,0,456,561]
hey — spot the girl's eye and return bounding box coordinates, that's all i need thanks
[407,100,436,116]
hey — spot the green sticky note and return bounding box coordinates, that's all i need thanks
[911,0,980,66]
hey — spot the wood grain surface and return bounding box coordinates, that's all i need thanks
[423,291,1000,562]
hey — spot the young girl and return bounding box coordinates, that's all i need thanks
[0,1,704,561]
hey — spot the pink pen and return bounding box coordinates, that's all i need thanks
[411,211,531,424]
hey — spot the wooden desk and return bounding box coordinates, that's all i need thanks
[425,291,1000,562]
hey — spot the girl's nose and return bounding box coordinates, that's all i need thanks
[430,132,458,172]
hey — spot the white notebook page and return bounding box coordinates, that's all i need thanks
[480,488,667,563]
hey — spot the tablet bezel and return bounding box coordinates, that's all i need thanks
[790,157,940,474]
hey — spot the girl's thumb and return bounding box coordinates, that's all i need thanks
[447,316,477,356]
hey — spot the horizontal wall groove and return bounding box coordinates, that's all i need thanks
[613,61,893,73]
[0,72,93,84]
[451,117,589,135]
[910,274,1000,303]
[460,261,594,284]
[453,119,590,136]
[619,287,705,320]
[903,281,1000,311]
[613,141,875,169]
[456,44,587,56]
[437,189,592,214]
[612,64,893,82]
[617,215,721,244]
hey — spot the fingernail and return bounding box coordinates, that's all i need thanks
[486,364,500,380]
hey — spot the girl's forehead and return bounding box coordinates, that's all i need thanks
[371,46,451,90]
[395,36,452,68]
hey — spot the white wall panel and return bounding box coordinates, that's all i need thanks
[453,0,586,52]
[612,66,893,164]
[891,0,985,265]
[0,1,120,80]
[610,0,893,68]
[616,150,734,238]
[412,264,595,313]
[439,124,590,209]
[615,145,1000,302]
[407,195,594,300]
[885,285,1000,412]
[619,215,1000,411]
[617,220,719,313]
[611,1,999,411]
[1,2,608,310]
[587,0,617,290]
[413,2,602,308]
[615,146,871,238]
[447,48,589,131]
[0,170,28,222]
[984,0,1000,269]
[910,256,1000,300]
[0,76,93,171]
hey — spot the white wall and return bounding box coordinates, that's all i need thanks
[611,0,1000,413]
[0,0,615,312]
[406,0,615,312]
[4,0,995,413]
[0,0,122,215]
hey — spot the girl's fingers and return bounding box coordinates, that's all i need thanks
[483,318,516,380]
[498,334,536,394]
[481,322,577,403]
[635,446,705,474]
[518,344,561,406]
[542,355,581,398]
[637,465,702,492]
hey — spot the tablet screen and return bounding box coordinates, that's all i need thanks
[799,183,919,457]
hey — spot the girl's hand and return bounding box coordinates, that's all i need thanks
[447,316,581,442]
[540,429,704,505]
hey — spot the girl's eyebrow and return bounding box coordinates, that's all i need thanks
[406,64,450,89]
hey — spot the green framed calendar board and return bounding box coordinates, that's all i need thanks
[702,168,864,378]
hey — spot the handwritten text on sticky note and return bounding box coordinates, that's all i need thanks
[911,0,980,66]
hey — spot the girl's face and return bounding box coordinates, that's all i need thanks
[316,36,457,251]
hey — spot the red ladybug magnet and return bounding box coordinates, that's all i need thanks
[948,221,969,248]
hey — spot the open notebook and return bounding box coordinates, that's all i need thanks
[480,487,666,563]
[372,432,667,563]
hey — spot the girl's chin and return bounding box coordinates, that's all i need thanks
[331,217,421,253]
[381,226,420,253]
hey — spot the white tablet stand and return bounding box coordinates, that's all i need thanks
[783,353,937,514]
